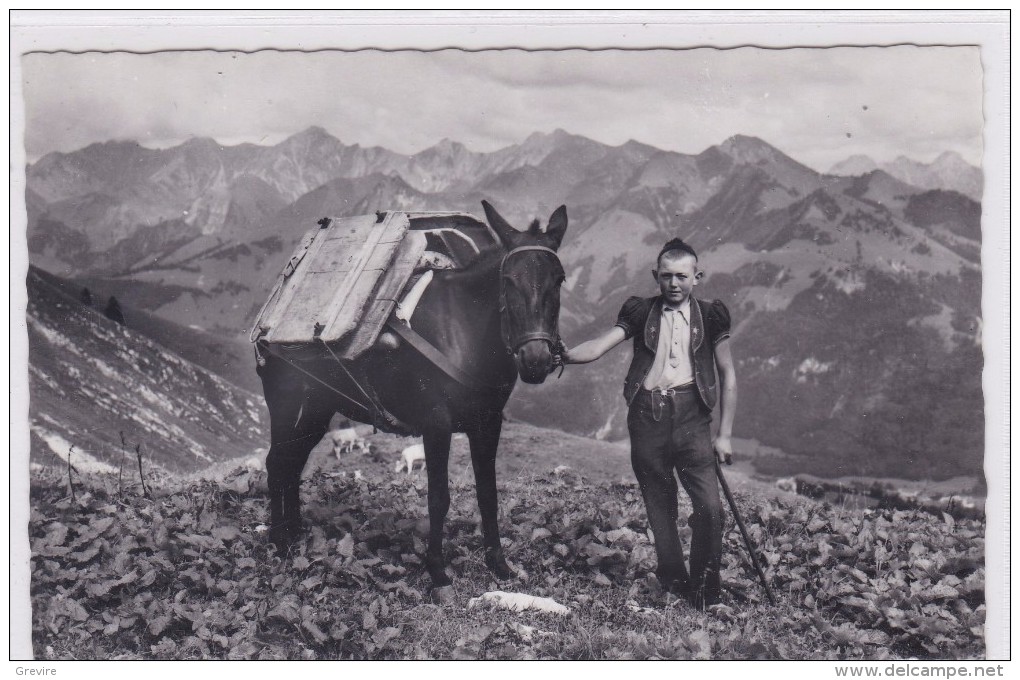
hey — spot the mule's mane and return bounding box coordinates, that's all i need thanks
[442,219,545,283]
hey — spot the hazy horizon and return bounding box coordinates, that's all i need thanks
[22,46,984,171]
[24,123,983,177]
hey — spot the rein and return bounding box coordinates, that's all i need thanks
[498,245,564,355]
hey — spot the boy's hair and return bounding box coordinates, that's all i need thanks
[657,238,698,267]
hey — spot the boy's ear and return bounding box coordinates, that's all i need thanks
[651,269,659,283]
[694,270,705,284]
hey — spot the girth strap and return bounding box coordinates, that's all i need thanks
[386,319,507,393]
[257,340,416,436]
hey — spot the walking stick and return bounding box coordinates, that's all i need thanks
[715,459,777,606]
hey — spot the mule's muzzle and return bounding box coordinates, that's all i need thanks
[515,339,554,384]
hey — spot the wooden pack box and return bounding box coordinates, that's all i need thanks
[250,211,494,360]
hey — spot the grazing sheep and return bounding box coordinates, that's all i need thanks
[330,427,368,459]
[395,443,426,474]
[775,477,796,493]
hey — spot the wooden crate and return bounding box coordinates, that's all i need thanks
[252,212,411,344]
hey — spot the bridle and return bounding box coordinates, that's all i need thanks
[498,245,565,356]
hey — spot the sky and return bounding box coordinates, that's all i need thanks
[20,46,984,171]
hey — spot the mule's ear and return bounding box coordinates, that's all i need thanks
[482,200,518,248]
[544,205,568,250]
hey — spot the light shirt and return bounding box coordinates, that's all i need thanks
[642,297,694,391]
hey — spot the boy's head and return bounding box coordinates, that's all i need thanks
[653,238,703,306]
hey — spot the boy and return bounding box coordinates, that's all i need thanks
[561,238,737,608]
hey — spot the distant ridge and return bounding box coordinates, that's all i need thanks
[829,150,982,201]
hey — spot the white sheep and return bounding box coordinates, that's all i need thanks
[330,427,368,459]
[776,477,797,493]
[395,443,426,474]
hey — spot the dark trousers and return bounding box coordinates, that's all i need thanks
[627,386,723,605]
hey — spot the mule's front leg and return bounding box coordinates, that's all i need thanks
[266,429,324,555]
[260,363,332,556]
[467,410,513,580]
[422,428,453,587]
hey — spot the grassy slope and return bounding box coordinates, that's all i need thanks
[30,265,261,394]
[29,424,984,661]
[27,268,267,474]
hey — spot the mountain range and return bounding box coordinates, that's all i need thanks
[23,128,985,481]
[829,151,983,202]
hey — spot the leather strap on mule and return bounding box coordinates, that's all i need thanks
[386,318,509,393]
[257,339,417,436]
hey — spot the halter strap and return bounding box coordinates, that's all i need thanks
[500,244,560,264]
[498,244,564,353]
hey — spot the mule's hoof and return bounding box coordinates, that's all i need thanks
[485,549,514,581]
[269,521,302,556]
[269,529,292,556]
[429,569,453,588]
[431,585,456,605]
[425,552,452,587]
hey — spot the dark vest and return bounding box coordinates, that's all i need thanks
[622,296,724,411]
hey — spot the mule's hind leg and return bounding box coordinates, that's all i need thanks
[467,409,513,580]
[266,425,328,553]
[422,426,453,587]
[260,361,333,554]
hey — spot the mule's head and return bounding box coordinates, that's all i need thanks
[482,200,568,384]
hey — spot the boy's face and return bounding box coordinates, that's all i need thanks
[653,252,701,306]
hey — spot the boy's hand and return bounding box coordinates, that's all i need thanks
[713,436,733,465]
[551,342,570,368]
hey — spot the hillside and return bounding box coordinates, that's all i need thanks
[27,425,986,660]
[30,267,261,394]
[26,267,267,475]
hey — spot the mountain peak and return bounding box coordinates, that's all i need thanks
[428,138,467,154]
[282,126,341,146]
[932,150,975,169]
[522,128,581,145]
[829,154,880,176]
[720,134,775,153]
[714,135,794,168]
[621,138,656,151]
[704,134,819,183]
[77,139,144,155]
[179,136,221,151]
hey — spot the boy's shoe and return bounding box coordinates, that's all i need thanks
[652,567,697,604]
[656,573,691,599]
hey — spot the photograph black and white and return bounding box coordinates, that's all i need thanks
[10,11,1010,665]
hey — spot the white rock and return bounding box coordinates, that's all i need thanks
[467,591,570,615]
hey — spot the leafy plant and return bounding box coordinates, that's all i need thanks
[28,456,984,660]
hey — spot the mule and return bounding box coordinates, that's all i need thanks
[255,201,568,588]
